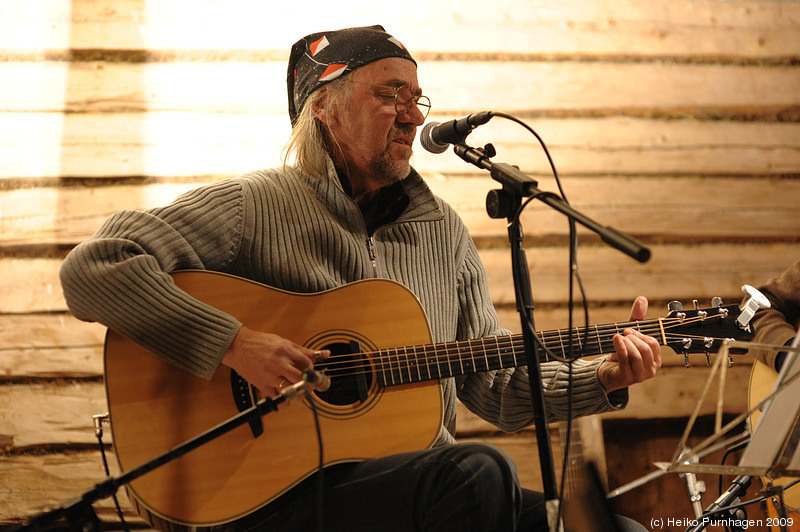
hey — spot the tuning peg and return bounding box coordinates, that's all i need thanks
[681,338,693,366]
[668,301,687,321]
[703,338,714,366]
[711,297,723,308]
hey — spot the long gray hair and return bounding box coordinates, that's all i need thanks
[283,75,352,178]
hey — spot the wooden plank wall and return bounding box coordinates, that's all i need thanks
[2,0,799,529]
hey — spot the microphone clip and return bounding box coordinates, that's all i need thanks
[278,369,331,402]
[454,142,496,166]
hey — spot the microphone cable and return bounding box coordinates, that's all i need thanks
[484,112,593,527]
[302,373,326,532]
[93,413,131,532]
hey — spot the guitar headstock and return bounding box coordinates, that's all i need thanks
[663,285,770,367]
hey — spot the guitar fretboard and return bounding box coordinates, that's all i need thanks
[319,302,747,389]
[373,319,646,387]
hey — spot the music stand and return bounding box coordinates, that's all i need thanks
[656,338,800,477]
[739,330,800,474]
[653,338,800,530]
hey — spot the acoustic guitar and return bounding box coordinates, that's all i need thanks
[748,359,800,530]
[105,270,755,529]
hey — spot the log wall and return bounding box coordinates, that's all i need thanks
[2,1,799,530]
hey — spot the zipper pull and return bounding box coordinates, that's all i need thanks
[366,237,378,273]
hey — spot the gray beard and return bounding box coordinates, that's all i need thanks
[369,153,411,185]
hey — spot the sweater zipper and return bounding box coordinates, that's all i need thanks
[366,236,378,275]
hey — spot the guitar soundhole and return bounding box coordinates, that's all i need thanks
[312,341,374,407]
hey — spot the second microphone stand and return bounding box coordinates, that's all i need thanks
[16,372,326,532]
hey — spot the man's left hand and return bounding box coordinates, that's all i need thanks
[597,296,662,393]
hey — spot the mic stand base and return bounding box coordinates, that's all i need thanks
[16,495,102,532]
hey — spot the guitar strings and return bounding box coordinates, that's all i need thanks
[313,314,739,383]
[317,315,722,375]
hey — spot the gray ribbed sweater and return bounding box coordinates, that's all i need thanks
[60,160,625,444]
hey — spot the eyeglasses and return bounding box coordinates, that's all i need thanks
[351,80,431,119]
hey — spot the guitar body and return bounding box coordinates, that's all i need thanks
[748,360,800,530]
[105,271,443,528]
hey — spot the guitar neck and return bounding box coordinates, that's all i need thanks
[559,418,585,498]
[373,318,660,388]
[368,299,751,388]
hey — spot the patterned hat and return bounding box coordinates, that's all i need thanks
[287,25,416,126]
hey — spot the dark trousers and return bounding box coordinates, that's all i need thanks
[238,442,646,532]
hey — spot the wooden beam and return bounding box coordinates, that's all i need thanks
[0,315,105,379]
[483,242,800,307]
[3,61,799,114]
[2,0,798,58]
[3,175,798,247]
[0,383,106,449]
[425,174,800,240]
[2,242,796,313]
[601,363,753,420]
[2,114,798,179]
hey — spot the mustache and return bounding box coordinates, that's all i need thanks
[388,126,416,151]
[392,124,416,139]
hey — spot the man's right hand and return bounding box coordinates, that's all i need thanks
[221,326,328,397]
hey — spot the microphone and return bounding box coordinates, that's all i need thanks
[686,475,751,532]
[303,369,331,392]
[420,111,493,154]
[278,370,331,402]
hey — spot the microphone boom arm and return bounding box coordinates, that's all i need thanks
[452,143,651,263]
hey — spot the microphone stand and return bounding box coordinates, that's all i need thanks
[14,374,322,532]
[450,142,650,532]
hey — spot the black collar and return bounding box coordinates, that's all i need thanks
[336,168,411,235]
